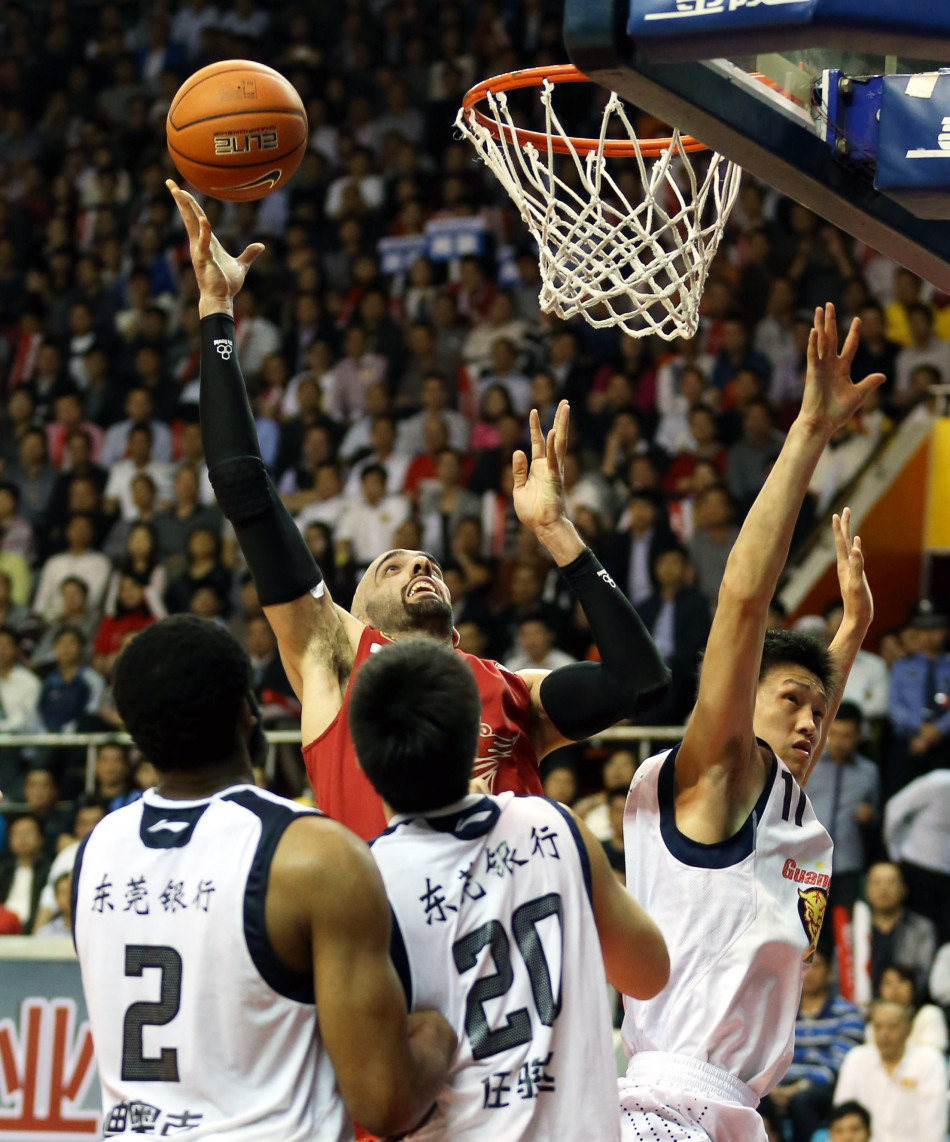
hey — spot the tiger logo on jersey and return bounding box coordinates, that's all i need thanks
[797,886,828,963]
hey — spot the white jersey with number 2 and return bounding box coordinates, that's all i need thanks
[73,784,351,1142]
[372,792,619,1142]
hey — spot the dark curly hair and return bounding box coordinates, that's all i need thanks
[113,615,252,772]
[348,639,480,814]
[759,628,836,697]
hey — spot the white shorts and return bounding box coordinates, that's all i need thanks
[619,1053,767,1142]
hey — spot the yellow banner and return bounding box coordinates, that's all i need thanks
[926,418,950,549]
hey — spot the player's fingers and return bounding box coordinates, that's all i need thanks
[806,327,819,369]
[832,512,846,562]
[854,372,886,402]
[528,408,544,463]
[825,302,838,356]
[511,449,528,490]
[840,316,861,365]
[813,306,825,358]
[839,505,852,548]
[238,242,266,267]
[553,399,569,465]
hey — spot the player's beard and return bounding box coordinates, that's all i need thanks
[365,591,454,642]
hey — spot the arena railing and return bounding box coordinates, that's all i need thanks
[0,726,686,804]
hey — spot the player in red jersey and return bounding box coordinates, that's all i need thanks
[170,180,671,839]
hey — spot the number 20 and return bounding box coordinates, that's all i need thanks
[452,892,562,1060]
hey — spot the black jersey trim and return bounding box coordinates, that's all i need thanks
[550,800,592,905]
[69,832,92,952]
[657,741,777,869]
[389,907,413,1008]
[223,789,324,1005]
[139,800,209,848]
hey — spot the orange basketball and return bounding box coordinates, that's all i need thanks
[166,60,307,202]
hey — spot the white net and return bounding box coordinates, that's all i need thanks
[456,78,742,340]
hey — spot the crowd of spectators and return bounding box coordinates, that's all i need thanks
[0,1,948,1135]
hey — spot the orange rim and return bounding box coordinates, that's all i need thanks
[461,64,708,157]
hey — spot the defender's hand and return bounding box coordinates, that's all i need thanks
[166,179,264,316]
[799,304,885,438]
[833,507,872,630]
[512,400,570,535]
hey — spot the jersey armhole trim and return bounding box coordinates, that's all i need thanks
[224,789,323,1005]
[388,906,413,1009]
[301,625,387,754]
[658,742,777,868]
[549,800,592,905]
[69,832,92,953]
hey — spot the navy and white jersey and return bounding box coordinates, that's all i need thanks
[371,792,619,1142]
[72,784,351,1142]
[621,745,833,1099]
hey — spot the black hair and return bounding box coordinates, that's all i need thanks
[113,615,252,772]
[347,639,480,814]
[758,628,836,697]
[361,462,387,484]
[54,623,87,648]
[0,480,20,504]
[829,1102,871,1131]
[835,701,863,726]
[877,961,921,1008]
[821,596,844,620]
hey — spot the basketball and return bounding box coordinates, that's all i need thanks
[166,60,307,202]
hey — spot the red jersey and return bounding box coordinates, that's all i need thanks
[302,626,543,840]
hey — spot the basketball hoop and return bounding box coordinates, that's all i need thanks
[457,65,742,340]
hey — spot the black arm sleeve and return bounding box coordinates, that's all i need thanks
[199,313,323,607]
[538,547,671,742]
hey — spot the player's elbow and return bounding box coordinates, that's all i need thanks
[626,928,670,1000]
[345,1087,417,1138]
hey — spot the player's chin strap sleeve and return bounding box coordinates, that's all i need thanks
[199,313,323,607]
[538,547,671,742]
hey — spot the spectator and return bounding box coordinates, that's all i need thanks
[574,751,637,842]
[418,449,480,562]
[294,464,347,533]
[35,626,105,738]
[100,387,173,467]
[21,769,73,861]
[102,423,173,520]
[870,963,948,1053]
[0,481,37,566]
[505,614,576,672]
[163,527,234,618]
[688,484,741,607]
[322,325,387,424]
[54,796,109,854]
[30,576,100,668]
[334,464,410,575]
[92,574,157,677]
[343,415,410,500]
[599,784,628,883]
[611,489,677,607]
[152,464,222,562]
[833,1001,947,1142]
[769,949,865,1142]
[31,513,111,619]
[806,702,880,915]
[855,862,937,1001]
[0,624,40,795]
[894,302,950,398]
[395,373,471,455]
[828,1101,872,1142]
[883,770,950,945]
[822,598,890,721]
[32,870,72,938]
[7,427,57,532]
[663,405,728,495]
[541,763,577,806]
[726,398,783,513]
[0,815,51,934]
[45,389,104,469]
[887,600,950,793]
[850,303,899,399]
[93,742,139,812]
[710,315,771,390]
[101,471,160,561]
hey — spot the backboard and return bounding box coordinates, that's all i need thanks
[564,0,950,289]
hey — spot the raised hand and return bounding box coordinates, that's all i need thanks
[833,507,872,629]
[512,400,570,535]
[800,303,885,437]
[166,179,264,316]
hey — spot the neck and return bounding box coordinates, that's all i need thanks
[873,905,902,930]
[155,757,254,800]
[799,988,828,1014]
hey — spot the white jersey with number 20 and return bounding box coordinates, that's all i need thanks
[372,792,619,1142]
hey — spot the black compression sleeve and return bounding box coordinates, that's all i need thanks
[199,313,323,607]
[538,547,671,741]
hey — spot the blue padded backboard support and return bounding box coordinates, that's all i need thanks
[564,0,950,291]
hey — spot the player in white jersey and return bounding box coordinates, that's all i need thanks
[349,637,670,1142]
[619,304,883,1142]
[72,615,456,1141]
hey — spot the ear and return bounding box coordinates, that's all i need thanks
[452,627,460,648]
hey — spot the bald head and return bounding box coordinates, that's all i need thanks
[351,549,454,641]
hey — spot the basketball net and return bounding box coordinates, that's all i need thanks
[457,71,742,341]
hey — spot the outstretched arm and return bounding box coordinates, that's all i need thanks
[168,180,363,744]
[512,401,671,758]
[800,506,873,785]
[677,305,884,832]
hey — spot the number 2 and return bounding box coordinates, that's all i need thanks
[122,945,182,1081]
[452,893,563,1060]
